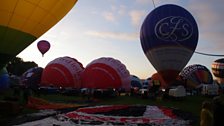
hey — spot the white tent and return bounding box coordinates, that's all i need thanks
[169,85,186,97]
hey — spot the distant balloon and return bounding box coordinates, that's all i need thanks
[179,64,213,89]
[21,67,44,89]
[0,67,10,91]
[81,57,131,91]
[140,4,198,87]
[41,56,84,89]
[130,75,142,89]
[0,0,77,69]
[212,58,224,84]
[37,40,50,57]
[151,72,166,88]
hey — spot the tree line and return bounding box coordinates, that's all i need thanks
[6,57,38,76]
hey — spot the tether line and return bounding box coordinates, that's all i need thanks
[152,0,156,8]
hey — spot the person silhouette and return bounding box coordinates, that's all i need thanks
[200,100,213,126]
[213,95,224,126]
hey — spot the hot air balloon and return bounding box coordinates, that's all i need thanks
[130,75,142,89]
[0,0,77,69]
[37,40,50,57]
[212,58,224,84]
[179,64,213,89]
[21,67,44,90]
[81,57,131,91]
[140,4,199,88]
[0,67,10,91]
[41,56,84,89]
[151,72,166,88]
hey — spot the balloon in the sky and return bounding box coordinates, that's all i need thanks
[179,64,213,89]
[37,40,50,57]
[81,57,131,91]
[41,56,84,89]
[0,67,10,91]
[211,58,224,84]
[140,4,199,87]
[0,0,77,69]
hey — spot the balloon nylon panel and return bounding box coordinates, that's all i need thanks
[0,0,77,37]
[0,25,36,54]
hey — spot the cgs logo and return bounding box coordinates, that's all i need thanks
[155,16,193,42]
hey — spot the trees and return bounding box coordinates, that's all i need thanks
[6,57,38,76]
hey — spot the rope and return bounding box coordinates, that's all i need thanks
[152,0,156,8]
[194,51,224,57]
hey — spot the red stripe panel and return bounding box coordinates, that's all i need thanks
[41,64,75,88]
[81,63,122,89]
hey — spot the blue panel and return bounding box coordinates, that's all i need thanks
[140,4,198,53]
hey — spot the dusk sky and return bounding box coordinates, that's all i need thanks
[18,0,224,79]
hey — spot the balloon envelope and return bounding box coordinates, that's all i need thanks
[41,56,84,89]
[81,57,131,91]
[21,67,44,89]
[37,40,50,56]
[140,4,198,86]
[179,64,213,89]
[212,58,224,84]
[0,0,77,69]
[130,75,142,89]
[151,72,166,88]
[0,67,10,91]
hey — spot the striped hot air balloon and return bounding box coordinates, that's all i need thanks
[81,57,131,91]
[41,56,84,89]
[140,4,198,88]
[180,64,213,89]
[212,58,224,84]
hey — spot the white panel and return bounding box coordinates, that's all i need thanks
[146,47,193,72]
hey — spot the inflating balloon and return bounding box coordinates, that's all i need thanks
[179,64,213,89]
[41,56,84,89]
[0,67,10,91]
[0,0,77,69]
[81,57,131,91]
[212,58,224,84]
[37,40,50,57]
[130,75,142,89]
[151,72,166,88]
[140,4,198,87]
[21,67,43,89]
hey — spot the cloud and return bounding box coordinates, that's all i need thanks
[117,5,126,15]
[85,31,138,41]
[102,5,127,22]
[102,11,116,22]
[129,10,146,27]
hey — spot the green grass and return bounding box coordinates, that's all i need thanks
[0,90,214,126]
[38,94,213,126]
[97,95,212,116]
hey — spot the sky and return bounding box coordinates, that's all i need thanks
[18,0,224,79]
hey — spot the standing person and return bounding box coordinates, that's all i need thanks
[213,95,224,126]
[200,100,213,126]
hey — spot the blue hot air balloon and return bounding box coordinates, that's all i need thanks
[140,4,198,88]
[0,67,10,91]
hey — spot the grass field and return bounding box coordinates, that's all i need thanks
[38,93,213,126]
[0,90,214,126]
